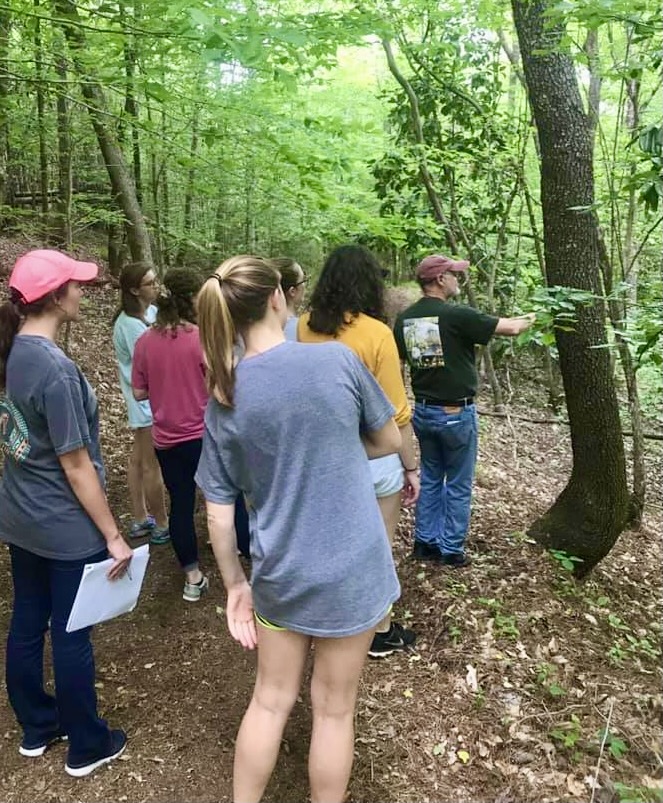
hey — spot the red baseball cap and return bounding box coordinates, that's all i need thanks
[9,250,99,304]
[416,254,470,282]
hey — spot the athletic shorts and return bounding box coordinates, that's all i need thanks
[254,605,394,634]
[369,453,404,498]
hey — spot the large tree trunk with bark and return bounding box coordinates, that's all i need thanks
[53,0,152,265]
[511,0,629,574]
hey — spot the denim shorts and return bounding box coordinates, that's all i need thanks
[369,453,404,498]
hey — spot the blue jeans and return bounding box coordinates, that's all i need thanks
[155,438,203,571]
[412,403,478,555]
[234,493,251,559]
[6,545,114,763]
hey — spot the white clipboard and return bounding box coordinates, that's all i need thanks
[66,544,150,632]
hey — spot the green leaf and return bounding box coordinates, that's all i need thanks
[188,7,215,28]
[143,82,174,104]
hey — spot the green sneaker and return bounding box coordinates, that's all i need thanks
[129,516,155,539]
[149,526,170,545]
[183,575,209,602]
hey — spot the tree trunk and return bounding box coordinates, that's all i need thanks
[54,49,72,248]
[107,220,125,277]
[382,36,505,408]
[34,0,49,225]
[120,0,142,204]
[0,9,11,212]
[177,107,199,263]
[585,24,646,528]
[596,227,647,528]
[623,75,641,309]
[146,103,163,266]
[159,89,171,267]
[53,0,152,264]
[511,0,629,573]
[521,169,562,411]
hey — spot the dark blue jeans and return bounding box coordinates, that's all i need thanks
[155,438,202,572]
[6,544,113,764]
[412,402,478,555]
[234,493,251,559]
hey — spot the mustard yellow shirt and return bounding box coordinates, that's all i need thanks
[297,312,411,427]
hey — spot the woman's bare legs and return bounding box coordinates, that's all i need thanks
[128,427,148,522]
[129,427,167,528]
[375,491,401,632]
[233,625,310,803]
[308,629,375,803]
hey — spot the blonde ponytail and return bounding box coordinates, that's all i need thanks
[198,255,280,407]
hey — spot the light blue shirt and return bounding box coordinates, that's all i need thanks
[112,304,156,429]
[284,315,298,341]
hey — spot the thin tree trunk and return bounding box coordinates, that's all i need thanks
[53,0,152,264]
[521,170,562,410]
[244,164,255,250]
[596,226,646,527]
[623,75,641,308]
[54,50,72,248]
[512,0,629,573]
[120,0,141,204]
[34,0,49,223]
[0,9,11,213]
[382,36,504,408]
[584,29,602,143]
[585,24,646,527]
[382,38,455,251]
[214,196,226,259]
[161,160,171,267]
[177,107,199,263]
[146,103,163,265]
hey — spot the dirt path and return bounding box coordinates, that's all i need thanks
[0,286,661,803]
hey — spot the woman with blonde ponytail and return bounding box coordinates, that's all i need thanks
[195,255,403,803]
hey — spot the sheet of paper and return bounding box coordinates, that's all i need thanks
[66,544,150,633]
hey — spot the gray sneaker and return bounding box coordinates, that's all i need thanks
[183,575,209,602]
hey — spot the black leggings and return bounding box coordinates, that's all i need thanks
[156,437,251,566]
[155,439,202,571]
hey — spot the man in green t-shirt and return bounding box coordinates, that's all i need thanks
[393,254,535,567]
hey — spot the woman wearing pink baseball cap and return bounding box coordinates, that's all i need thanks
[0,250,131,776]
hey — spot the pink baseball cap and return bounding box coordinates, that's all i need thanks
[416,254,470,282]
[9,249,99,304]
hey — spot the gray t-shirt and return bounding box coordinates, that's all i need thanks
[196,341,401,637]
[0,335,107,560]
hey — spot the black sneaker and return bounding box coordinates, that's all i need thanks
[440,552,472,568]
[368,622,417,658]
[65,728,127,778]
[19,730,67,757]
[411,540,442,561]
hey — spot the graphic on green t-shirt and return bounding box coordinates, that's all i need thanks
[403,316,445,369]
[0,396,31,462]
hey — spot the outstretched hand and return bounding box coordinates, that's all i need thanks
[226,582,257,650]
